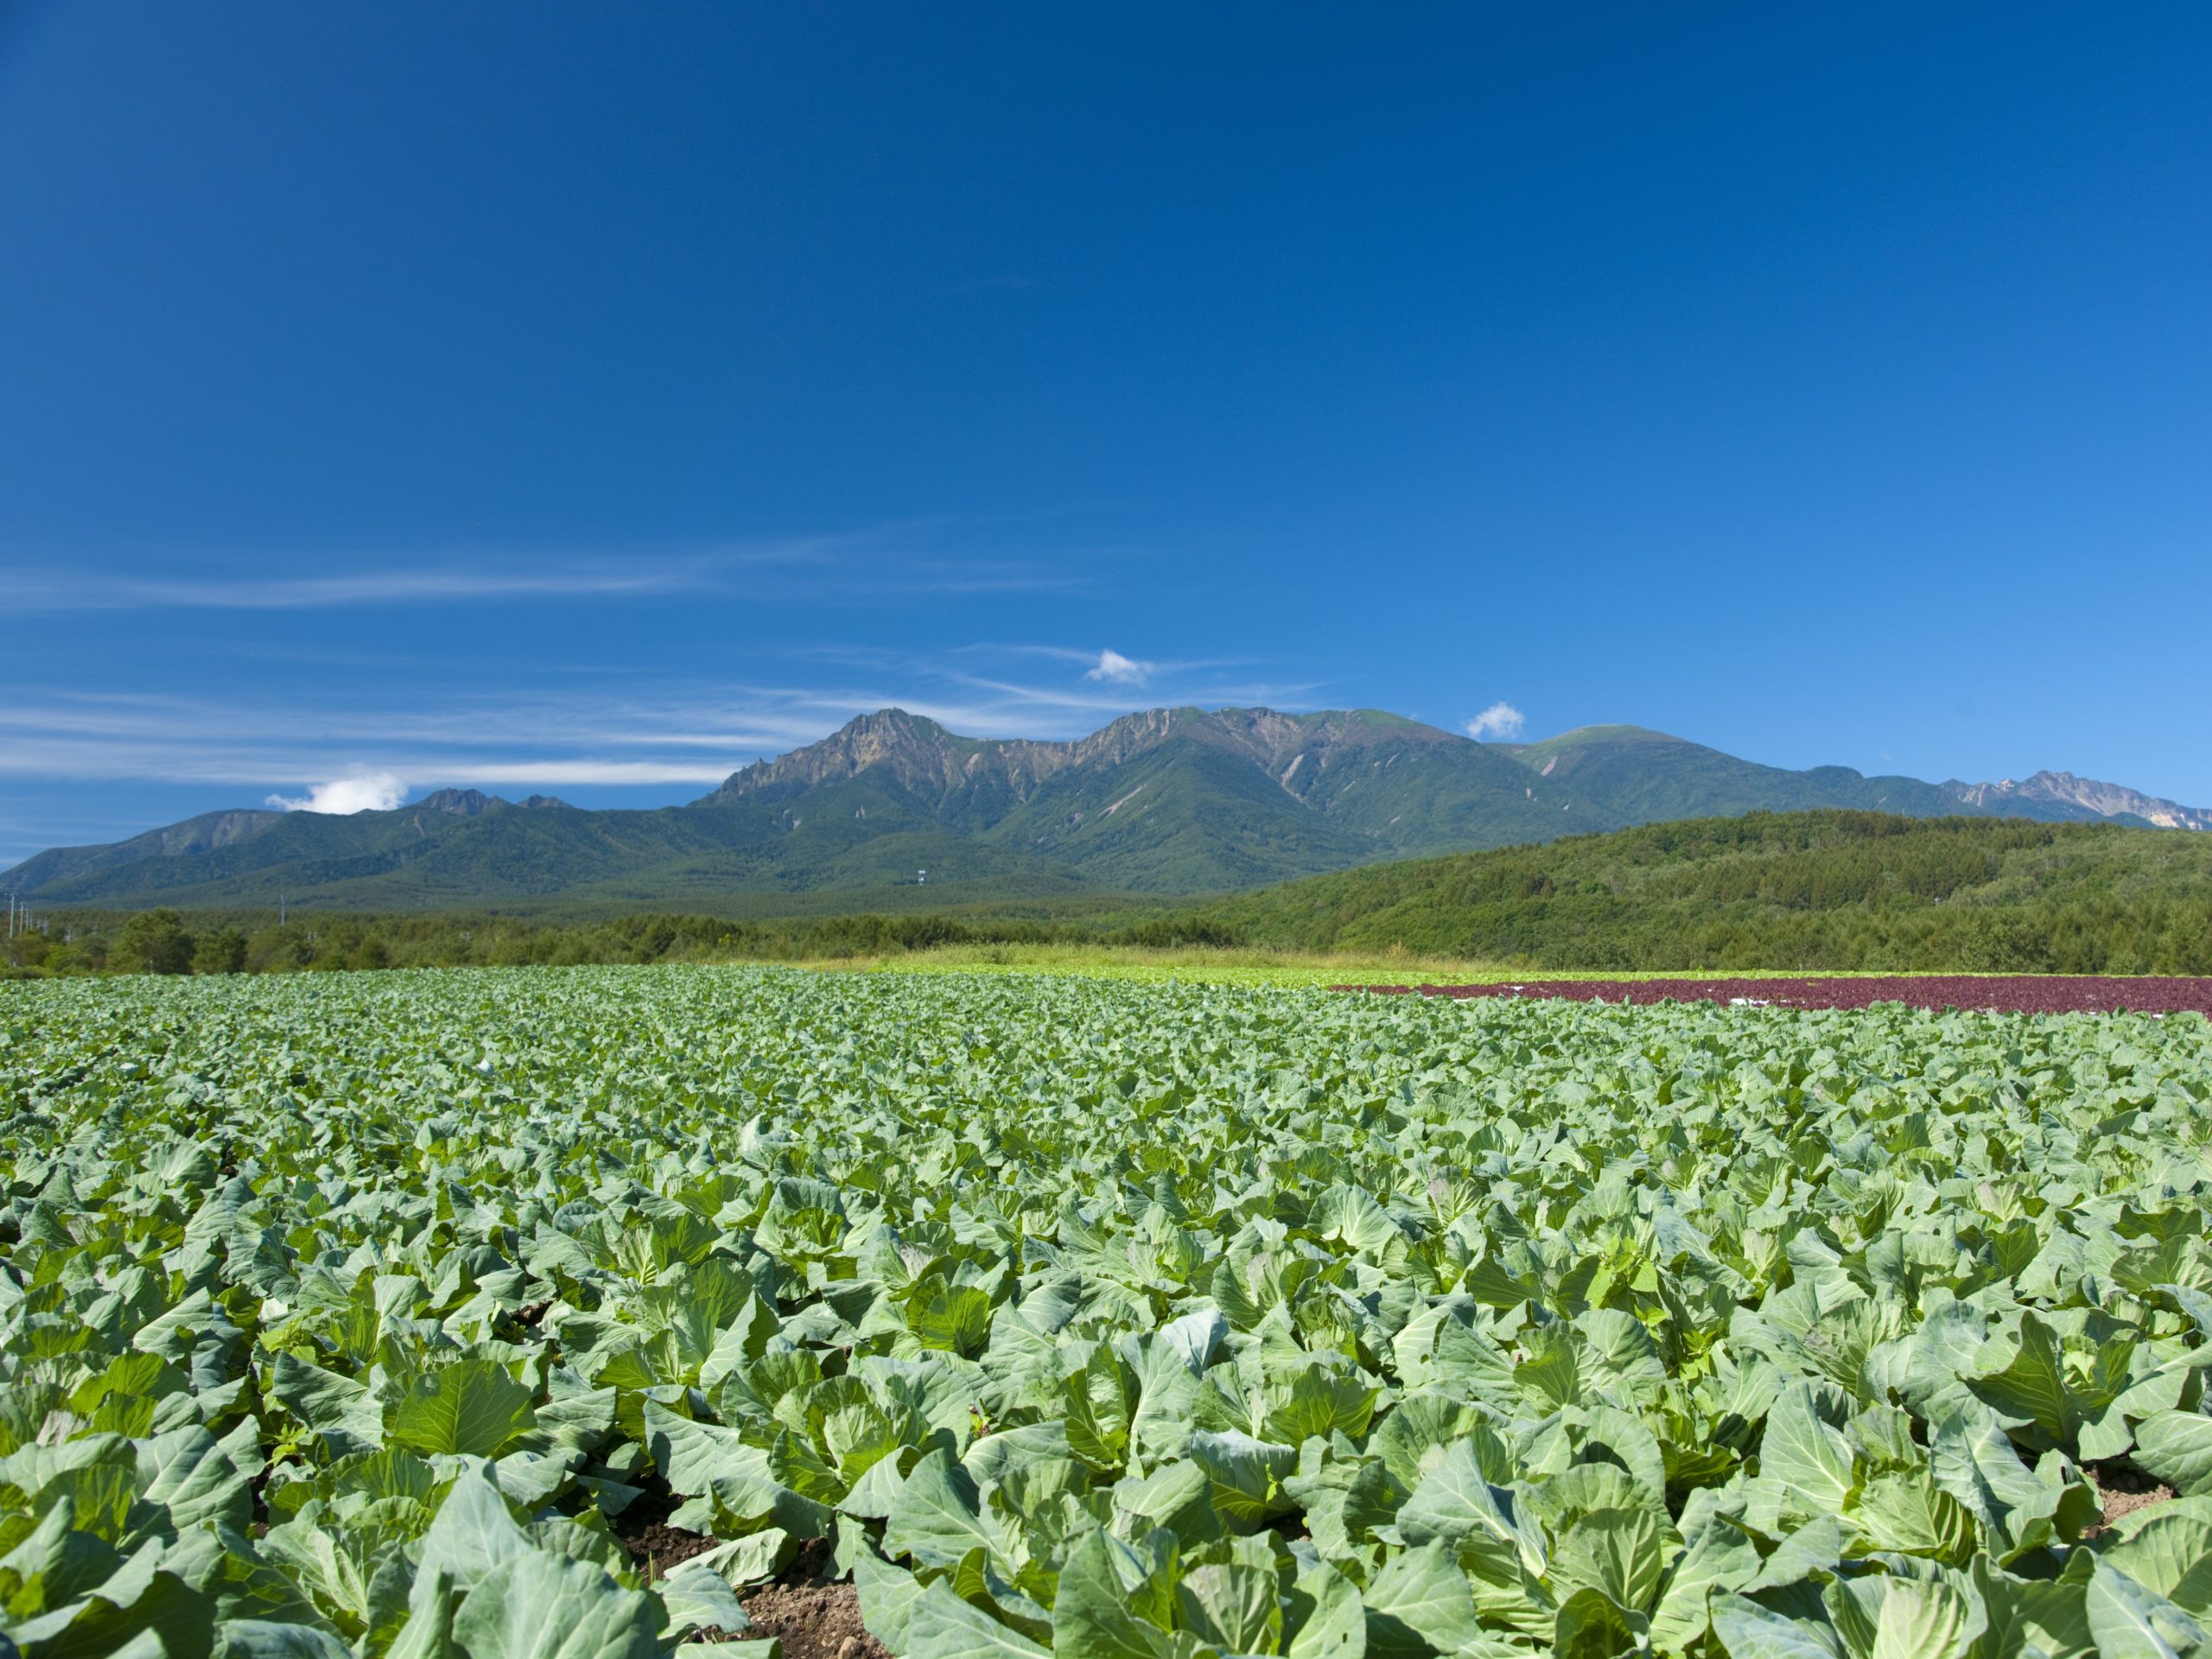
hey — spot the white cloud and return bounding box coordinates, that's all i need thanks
[267,771,409,814]
[1084,648,1153,685]
[1465,701,1527,741]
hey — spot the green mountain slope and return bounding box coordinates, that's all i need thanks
[984,729,1370,890]
[1496,725,2086,823]
[3,787,1092,912]
[1198,810,2212,972]
[980,708,1618,888]
[6,798,724,909]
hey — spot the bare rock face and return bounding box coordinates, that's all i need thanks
[155,810,286,855]
[698,704,1452,811]
[1949,770,2212,830]
[699,705,1159,807]
[416,788,504,817]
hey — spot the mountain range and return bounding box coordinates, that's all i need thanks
[4,706,2205,911]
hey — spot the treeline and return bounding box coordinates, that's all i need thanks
[8,811,2209,978]
[1198,811,2212,974]
[0,905,1241,978]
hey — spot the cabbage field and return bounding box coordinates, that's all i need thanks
[4,966,2212,1659]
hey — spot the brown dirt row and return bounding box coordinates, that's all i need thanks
[1337,975,2212,1014]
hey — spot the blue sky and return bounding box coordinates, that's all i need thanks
[3,4,2209,867]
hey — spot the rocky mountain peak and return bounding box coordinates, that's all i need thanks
[702,709,972,802]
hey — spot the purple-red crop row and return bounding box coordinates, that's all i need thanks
[1332,976,2212,1015]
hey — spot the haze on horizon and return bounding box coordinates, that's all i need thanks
[2,4,2209,867]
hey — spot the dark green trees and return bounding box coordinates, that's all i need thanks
[111,908,198,975]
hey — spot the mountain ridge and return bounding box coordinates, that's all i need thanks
[1943,768,2212,831]
[3,705,2202,910]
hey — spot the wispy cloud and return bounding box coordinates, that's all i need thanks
[873,559,1091,598]
[5,550,741,613]
[107,567,687,610]
[1465,701,1527,741]
[268,771,409,814]
[454,760,740,785]
[0,525,1093,613]
[952,643,1253,677]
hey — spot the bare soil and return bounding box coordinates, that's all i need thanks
[607,1478,717,1579]
[2086,1461,2177,1538]
[741,1582,892,1659]
[630,1519,716,1578]
[608,1497,889,1659]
